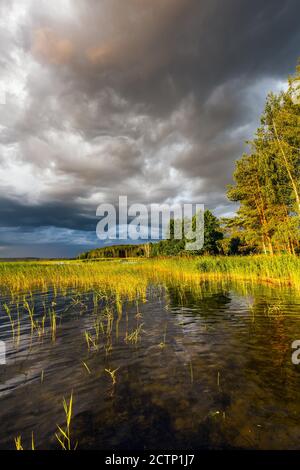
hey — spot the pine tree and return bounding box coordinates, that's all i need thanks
[227,60,300,254]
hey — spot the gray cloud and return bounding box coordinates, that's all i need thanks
[0,0,300,256]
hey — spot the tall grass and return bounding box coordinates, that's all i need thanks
[195,255,300,285]
[55,392,77,450]
[139,255,300,288]
[0,255,299,298]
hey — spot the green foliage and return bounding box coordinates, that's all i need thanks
[78,243,150,259]
[150,210,223,256]
[202,210,223,254]
[227,59,300,255]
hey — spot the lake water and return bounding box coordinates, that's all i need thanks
[0,280,300,449]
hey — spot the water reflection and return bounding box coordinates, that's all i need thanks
[0,281,300,449]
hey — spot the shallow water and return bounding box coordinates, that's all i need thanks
[0,281,300,449]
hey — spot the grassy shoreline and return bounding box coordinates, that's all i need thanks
[0,255,299,295]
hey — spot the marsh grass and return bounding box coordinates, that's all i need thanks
[23,297,35,333]
[49,309,57,342]
[125,323,144,344]
[84,330,99,351]
[3,303,15,341]
[84,308,109,352]
[158,324,167,349]
[14,435,23,450]
[264,302,283,317]
[4,255,300,450]
[0,256,299,301]
[105,367,119,385]
[14,432,34,450]
[36,314,46,339]
[55,392,77,450]
[2,255,298,359]
[195,255,300,286]
[82,361,91,374]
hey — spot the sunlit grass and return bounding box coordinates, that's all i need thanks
[55,392,77,451]
[0,255,299,298]
[14,435,23,450]
[105,367,119,386]
[5,254,300,450]
[125,323,144,344]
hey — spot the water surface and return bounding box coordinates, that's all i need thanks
[0,281,300,449]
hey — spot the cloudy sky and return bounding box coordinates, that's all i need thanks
[0,0,299,257]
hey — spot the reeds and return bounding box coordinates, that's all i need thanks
[49,309,57,342]
[3,303,15,341]
[0,256,299,299]
[82,361,91,374]
[14,432,34,450]
[55,392,77,450]
[23,297,36,336]
[14,435,23,450]
[125,323,144,344]
[105,367,119,385]
[84,330,99,351]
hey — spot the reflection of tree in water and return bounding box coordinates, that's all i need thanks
[166,283,231,317]
[242,295,293,380]
[163,282,300,449]
[217,288,300,449]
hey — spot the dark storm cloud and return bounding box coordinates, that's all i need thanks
[0,197,97,231]
[0,0,300,256]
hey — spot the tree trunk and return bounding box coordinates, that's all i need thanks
[273,120,300,216]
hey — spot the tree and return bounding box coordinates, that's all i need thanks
[201,210,223,254]
[227,59,300,255]
[149,209,223,256]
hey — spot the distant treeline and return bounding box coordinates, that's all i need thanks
[79,61,300,259]
[78,243,151,259]
[78,210,225,259]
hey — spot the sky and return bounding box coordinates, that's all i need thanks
[0,0,300,258]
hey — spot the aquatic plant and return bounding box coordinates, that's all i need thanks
[0,256,299,299]
[14,431,34,450]
[55,392,77,450]
[84,330,99,351]
[125,323,144,344]
[14,435,23,450]
[82,361,91,374]
[23,297,35,334]
[105,367,119,386]
[49,309,57,342]
[3,303,15,341]
[158,324,167,349]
